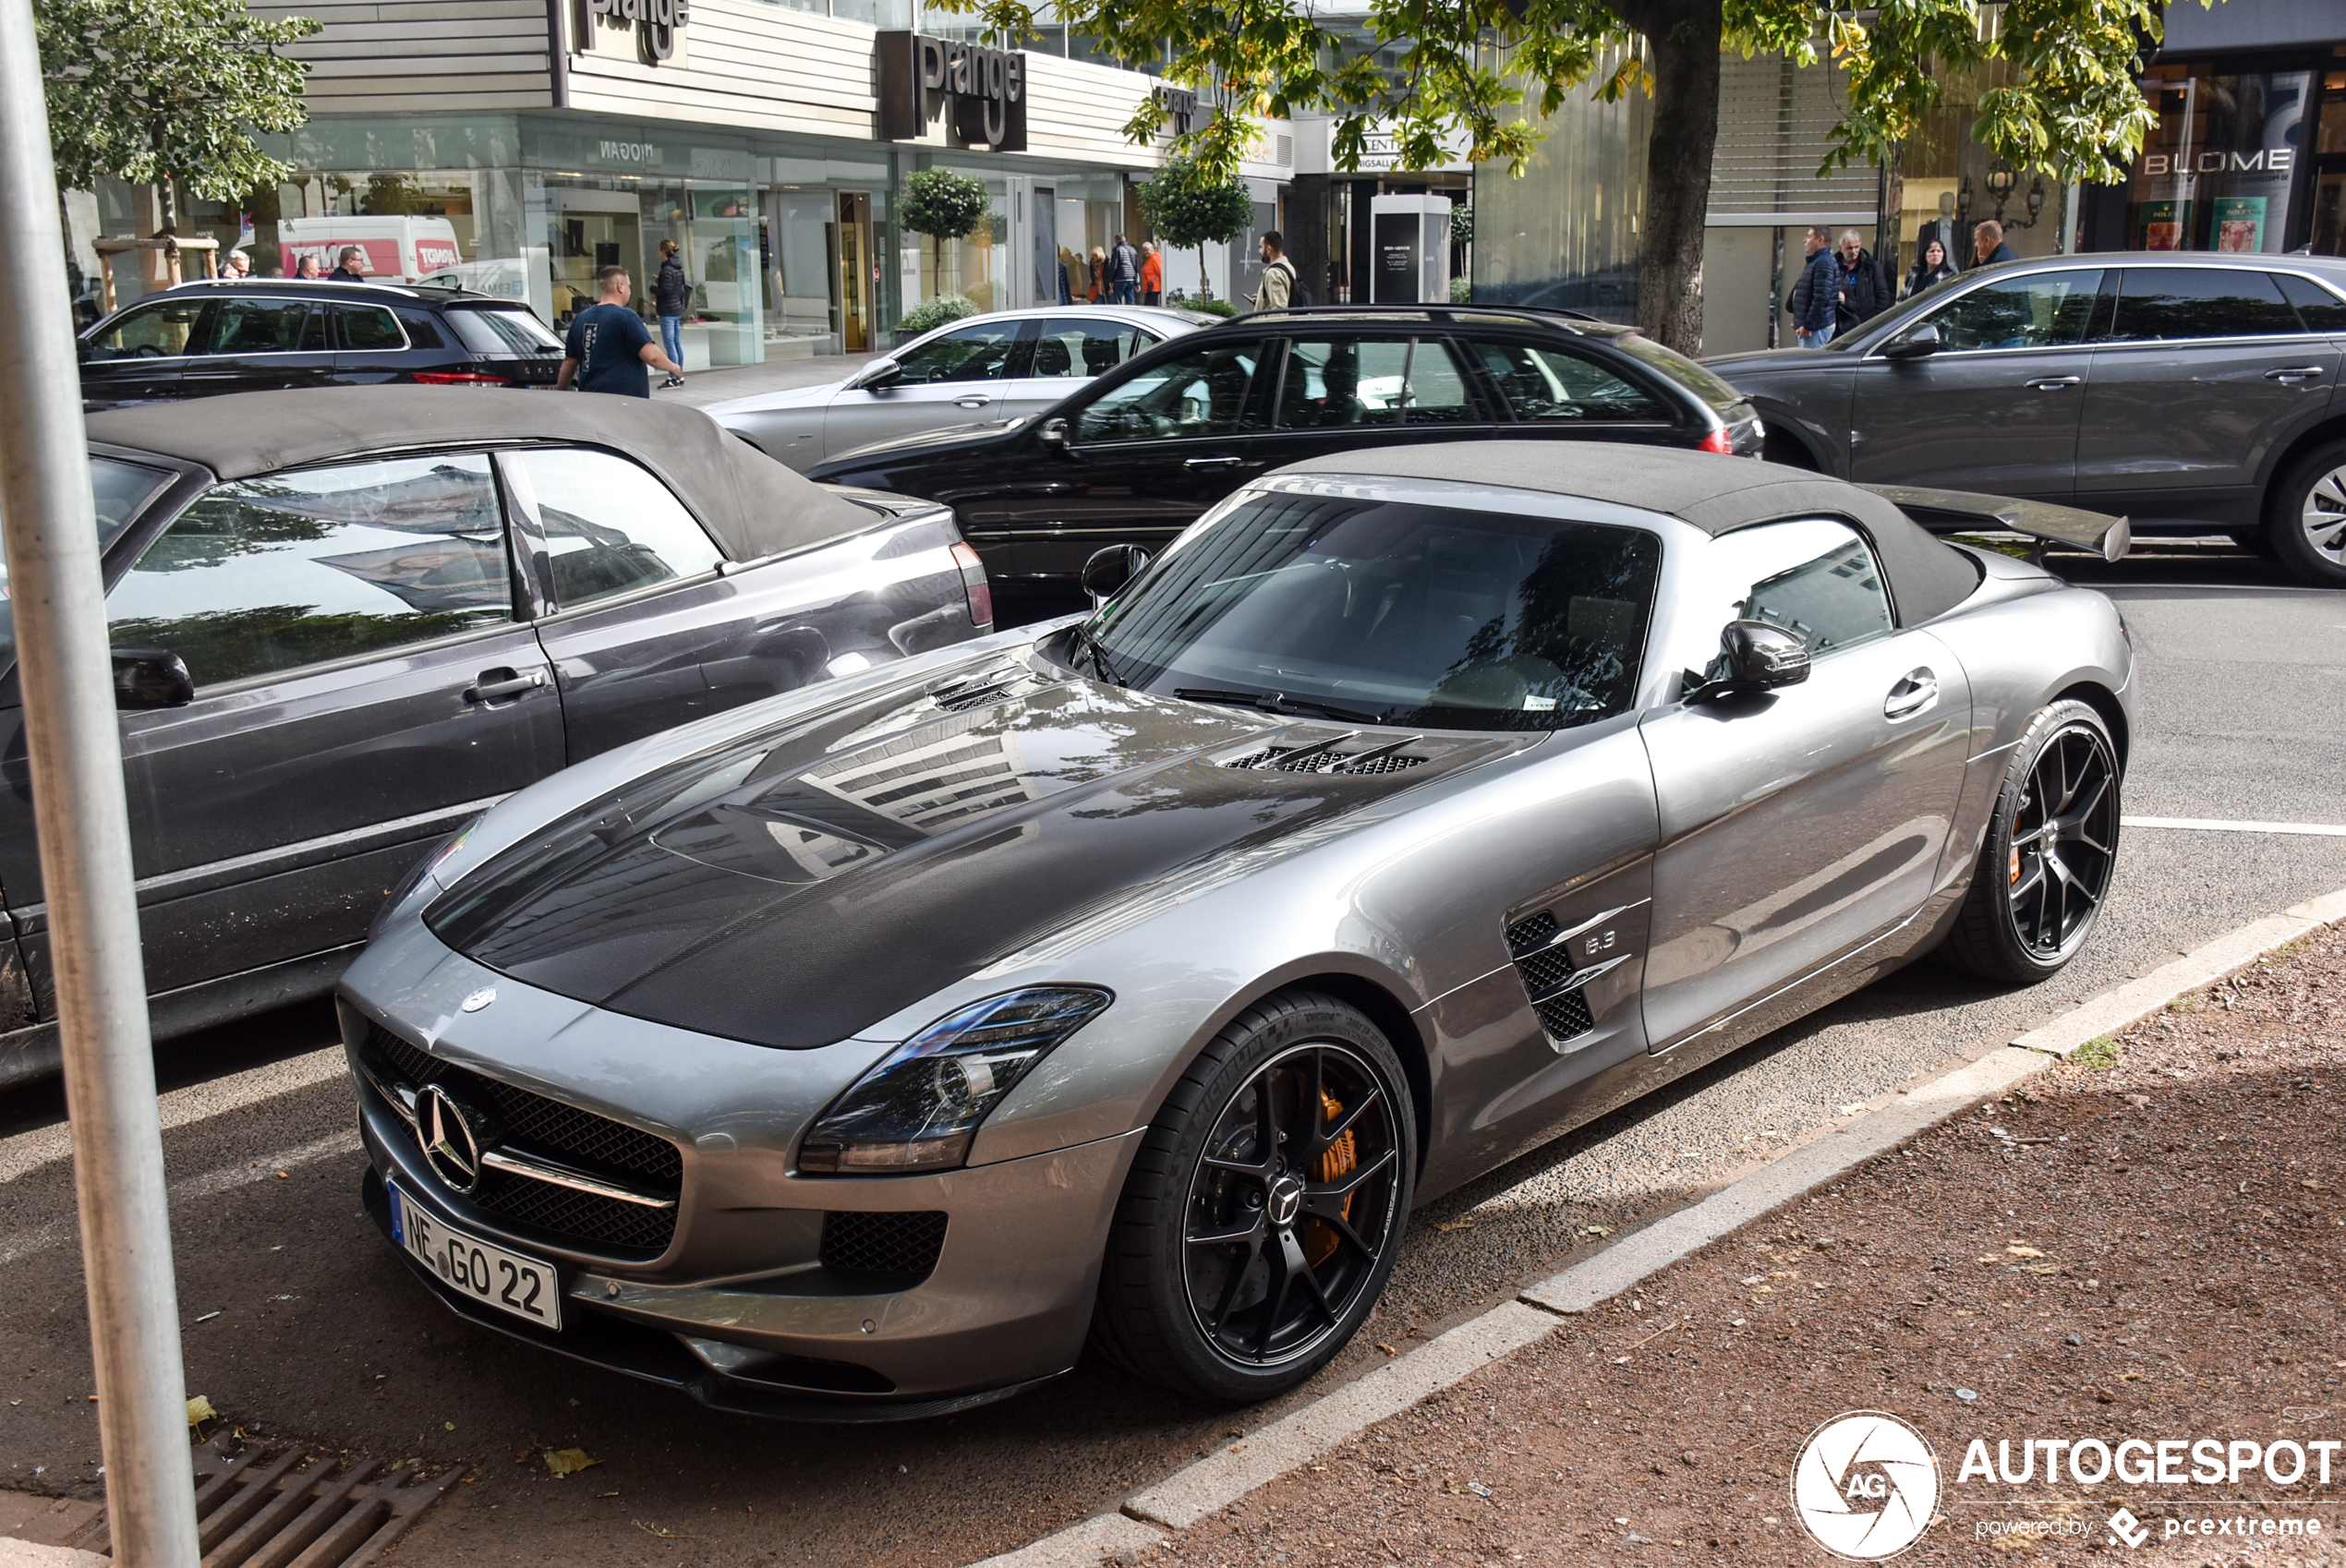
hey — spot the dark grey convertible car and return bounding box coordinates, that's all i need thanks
[341,443,2131,1417]
[0,388,988,1086]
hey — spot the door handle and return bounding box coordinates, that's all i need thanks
[464,668,547,704]
[1183,455,1244,471]
[1883,668,1938,720]
[2266,366,2328,382]
[2024,376,2081,391]
[954,393,993,408]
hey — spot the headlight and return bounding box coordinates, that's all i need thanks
[368,814,481,942]
[798,987,1111,1174]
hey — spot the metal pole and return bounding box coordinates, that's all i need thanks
[0,2,202,1563]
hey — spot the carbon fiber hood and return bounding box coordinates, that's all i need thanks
[423,659,1516,1048]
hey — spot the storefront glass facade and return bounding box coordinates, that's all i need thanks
[2122,60,2321,254]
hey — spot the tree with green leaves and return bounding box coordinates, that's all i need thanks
[36,0,320,248]
[1139,157,1256,303]
[935,0,2215,352]
[900,167,992,300]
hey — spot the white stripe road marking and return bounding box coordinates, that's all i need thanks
[2123,815,2346,838]
[0,1045,347,1187]
[0,1128,361,1267]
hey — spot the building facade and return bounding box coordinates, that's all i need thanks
[70,0,1291,362]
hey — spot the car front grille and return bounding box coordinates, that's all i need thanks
[363,1022,683,1258]
[819,1211,948,1280]
[1504,909,1595,1046]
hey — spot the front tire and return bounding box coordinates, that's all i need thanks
[1090,991,1415,1404]
[2267,440,2346,586]
[1945,700,2121,983]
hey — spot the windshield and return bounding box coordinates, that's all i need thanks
[0,457,174,669]
[1074,490,1661,730]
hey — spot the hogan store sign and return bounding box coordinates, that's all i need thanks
[876,31,1028,151]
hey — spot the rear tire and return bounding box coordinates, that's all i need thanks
[2266,440,2346,586]
[1945,700,2121,983]
[1089,990,1415,1405]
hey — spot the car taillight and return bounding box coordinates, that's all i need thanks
[411,370,514,386]
[950,541,993,631]
[1696,427,1735,455]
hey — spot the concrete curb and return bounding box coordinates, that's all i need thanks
[961,883,2346,1568]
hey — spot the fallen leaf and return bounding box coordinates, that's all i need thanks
[2303,1180,2329,1192]
[633,1521,691,1539]
[1585,1226,1612,1237]
[1433,1220,1475,1233]
[2005,1246,2045,1258]
[1375,1343,1398,1357]
[185,1395,216,1429]
[545,1448,601,1478]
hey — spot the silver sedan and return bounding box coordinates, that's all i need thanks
[708,305,1214,472]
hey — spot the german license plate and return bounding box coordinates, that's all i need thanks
[388,1182,562,1331]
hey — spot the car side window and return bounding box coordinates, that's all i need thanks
[207,298,324,356]
[1469,340,1668,422]
[2108,267,2303,342]
[1275,337,1474,428]
[103,454,515,690]
[1074,341,1263,442]
[2274,272,2346,332]
[1029,318,1147,379]
[513,447,724,610]
[1674,519,1893,687]
[891,320,1024,384]
[85,298,209,361]
[332,303,407,351]
[1917,270,2100,352]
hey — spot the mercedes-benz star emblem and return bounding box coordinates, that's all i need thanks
[1266,1175,1304,1228]
[460,987,497,1013]
[417,1085,486,1196]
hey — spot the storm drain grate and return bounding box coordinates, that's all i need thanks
[71,1434,450,1568]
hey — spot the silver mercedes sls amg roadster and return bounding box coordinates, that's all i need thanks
[341,442,2134,1419]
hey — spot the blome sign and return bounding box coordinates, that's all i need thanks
[1793,1409,2335,1559]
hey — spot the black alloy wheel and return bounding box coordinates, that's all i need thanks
[1091,991,1414,1403]
[1946,699,2121,982]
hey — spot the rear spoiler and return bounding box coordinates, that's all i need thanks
[1863,484,2131,564]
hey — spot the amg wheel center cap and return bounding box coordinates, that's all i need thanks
[1267,1175,1304,1228]
[416,1084,489,1196]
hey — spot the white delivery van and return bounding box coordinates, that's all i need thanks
[278,216,463,283]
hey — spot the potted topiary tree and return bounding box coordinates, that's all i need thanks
[899,167,989,328]
[1139,157,1254,305]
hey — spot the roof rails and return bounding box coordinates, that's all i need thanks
[1235,303,1614,330]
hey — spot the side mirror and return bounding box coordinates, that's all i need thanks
[848,357,901,391]
[1036,416,1070,448]
[1081,544,1151,603]
[1700,621,1809,698]
[1880,322,1941,361]
[112,647,194,710]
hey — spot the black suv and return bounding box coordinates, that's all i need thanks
[1708,252,2346,587]
[805,305,1762,585]
[79,280,568,409]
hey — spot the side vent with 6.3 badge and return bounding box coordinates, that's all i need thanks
[1503,903,1640,1047]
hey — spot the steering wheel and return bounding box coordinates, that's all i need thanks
[130,344,164,358]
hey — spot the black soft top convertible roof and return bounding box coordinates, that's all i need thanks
[1288,441,1984,625]
[85,386,875,563]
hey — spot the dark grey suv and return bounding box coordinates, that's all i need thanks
[1708,253,2346,585]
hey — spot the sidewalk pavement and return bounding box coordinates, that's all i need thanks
[1144,925,2346,1567]
[649,349,878,410]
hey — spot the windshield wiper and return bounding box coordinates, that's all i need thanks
[1173,687,1389,724]
[1067,623,1121,685]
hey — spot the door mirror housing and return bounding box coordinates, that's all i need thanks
[1081,544,1151,603]
[112,647,195,710]
[1880,322,1941,361]
[1699,621,1809,699]
[1036,416,1070,448]
[847,357,901,391]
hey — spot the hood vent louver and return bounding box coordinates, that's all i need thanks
[1224,734,1430,776]
[930,665,1044,713]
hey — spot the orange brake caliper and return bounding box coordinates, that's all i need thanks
[1307,1090,1358,1267]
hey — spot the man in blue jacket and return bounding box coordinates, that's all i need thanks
[1786,226,1840,347]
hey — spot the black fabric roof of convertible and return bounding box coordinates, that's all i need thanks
[1285,441,1983,625]
[85,386,874,563]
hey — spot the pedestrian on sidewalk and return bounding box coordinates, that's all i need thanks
[326,247,369,283]
[1971,218,2019,269]
[1905,234,1957,297]
[1107,234,1140,304]
[653,238,691,390]
[556,264,684,398]
[1086,247,1107,302]
[1250,231,1295,310]
[1787,226,1838,346]
[221,249,251,280]
[296,254,323,280]
[1832,229,1891,334]
[1140,241,1162,306]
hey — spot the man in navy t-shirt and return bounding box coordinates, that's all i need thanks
[557,265,684,397]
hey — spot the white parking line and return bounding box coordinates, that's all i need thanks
[0,1128,360,1267]
[0,1046,347,1186]
[2122,815,2346,838]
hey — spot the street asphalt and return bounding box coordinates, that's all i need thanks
[0,537,2339,1566]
